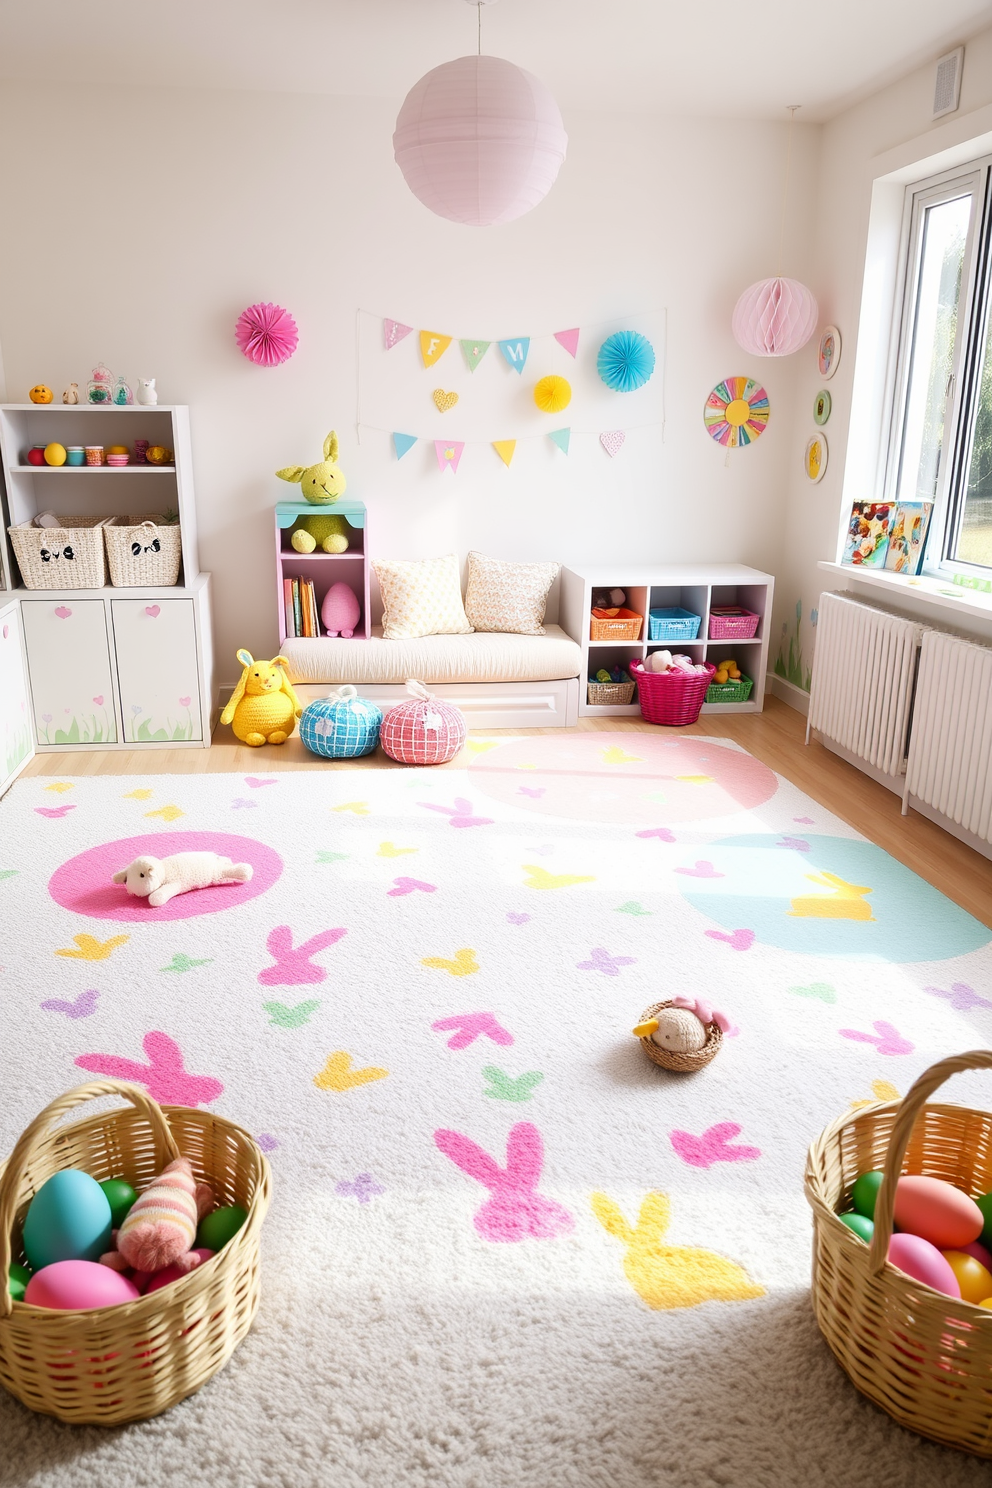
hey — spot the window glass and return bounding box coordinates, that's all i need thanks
[956,301,992,567]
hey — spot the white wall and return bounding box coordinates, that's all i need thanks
[0,82,817,684]
[772,23,992,691]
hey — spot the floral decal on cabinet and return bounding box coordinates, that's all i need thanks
[773,598,817,693]
[38,703,115,746]
[127,698,197,743]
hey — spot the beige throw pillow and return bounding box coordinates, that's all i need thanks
[464,552,560,636]
[373,554,473,640]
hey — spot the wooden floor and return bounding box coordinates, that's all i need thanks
[21,695,992,927]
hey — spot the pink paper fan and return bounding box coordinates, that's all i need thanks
[235,302,299,367]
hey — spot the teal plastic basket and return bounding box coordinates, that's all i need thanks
[648,607,702,643]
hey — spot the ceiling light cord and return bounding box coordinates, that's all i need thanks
[778,105,800,277]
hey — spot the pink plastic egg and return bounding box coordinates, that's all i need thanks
[25,1260,140,1310]
[894,1176,984,1248]
[144,1248,214,1295]
[959,1240,992,1271]
[888,1233,961,1297]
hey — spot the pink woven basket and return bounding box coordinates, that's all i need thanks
[380,679,467,765]
[707,606,759,641]
[629,660,715,726]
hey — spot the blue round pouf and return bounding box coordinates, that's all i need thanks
[299,687,382,759]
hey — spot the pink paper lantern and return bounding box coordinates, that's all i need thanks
[393,55,567,227]
[732,277,818,357]
[235,302,299,367]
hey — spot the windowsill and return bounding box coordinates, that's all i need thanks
[818,560,992,623]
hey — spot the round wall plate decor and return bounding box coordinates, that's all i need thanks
[817,326,841,380]
[813,389,832,425]
[703,376,769,449]
[804,433,828,483]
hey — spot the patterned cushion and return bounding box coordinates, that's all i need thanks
[372,554,473,640]
[299,687,382,759]
[464,552,560,636]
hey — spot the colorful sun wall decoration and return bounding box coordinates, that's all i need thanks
[703,376,770,449]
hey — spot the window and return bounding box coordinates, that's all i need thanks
[888,156,992,572]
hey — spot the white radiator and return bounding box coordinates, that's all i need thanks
[807,593,922,777]
[904,630,992,845]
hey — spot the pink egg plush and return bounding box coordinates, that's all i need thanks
[25,1260,141,1310]
[888,1233,961,1297]
[893,1176,984,1249]
[143,1247,214,1295]
[321,582,361,638]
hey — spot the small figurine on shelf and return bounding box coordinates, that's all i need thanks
[136,377,158,406]
[62,383,79,405]
[145,446,174,465]
[592,587,627,612]
[28,384,53,404]
[113,375,133,406]
[321,582,361,638]
[87,363,114,404]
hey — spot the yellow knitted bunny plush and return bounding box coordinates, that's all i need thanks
[220,649,302,746]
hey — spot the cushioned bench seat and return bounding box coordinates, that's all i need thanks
[281,626,583,729]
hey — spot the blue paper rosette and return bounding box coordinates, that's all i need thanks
[597,331,656,392]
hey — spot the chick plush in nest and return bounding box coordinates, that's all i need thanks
[633,996,732,1071]
[635,1005,708,1053]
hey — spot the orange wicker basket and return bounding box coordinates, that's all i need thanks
[0,1081,271,1425]
[589,608,643,642]
[805,1050,992,1457]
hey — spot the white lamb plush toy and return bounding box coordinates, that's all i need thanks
[112,852,252,908]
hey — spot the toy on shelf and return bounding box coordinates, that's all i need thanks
[713,657,742,684]
[291,513,349,554]
[43,443,67,467]
[62,383,79,405]
[643,650,709,675]
[633,996,730,1072]
[276,430,347,506]
[113,375,133,406]
[220,648,302,746]
[136,377,158,405]
[112,851,253,908]
[87,364,114,404]
[28,385,53,405]
[321,581,361,637]
[300,685,382,759]
[379,679,467,765]
[592,587,626,610]
[145,445,173,465]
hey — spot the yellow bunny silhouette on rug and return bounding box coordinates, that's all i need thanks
[590,1191,764,1310]
[788,871,876,921]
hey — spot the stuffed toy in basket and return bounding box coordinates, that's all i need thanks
[0,1080,270,1425]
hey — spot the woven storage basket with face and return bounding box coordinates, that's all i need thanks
[0,1081,270,1425]
[379,679,467,765]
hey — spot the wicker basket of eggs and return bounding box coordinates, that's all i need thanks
[633,996,731,1072]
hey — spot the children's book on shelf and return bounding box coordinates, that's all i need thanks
[884,501,933,575]
[842,501,893,568]
[284,577,318,637]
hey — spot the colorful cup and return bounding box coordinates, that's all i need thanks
[84,446,104,466]
[65,447,85,466]
[106,453,129,467]
[27,445,46,466]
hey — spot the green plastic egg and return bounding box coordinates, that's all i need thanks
[839,1212,874,1243]
[975,1192,992,1247]
[852,1170,884,1219]
[99,1178,138,1229]
[196,1204,248,1252]
[8,1263,32,1301]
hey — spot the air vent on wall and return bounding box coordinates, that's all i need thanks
[933,46,964,119]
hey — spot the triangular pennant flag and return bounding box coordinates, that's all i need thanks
[498,337,530,373]
[460,339,491,372]
[553,328,580,358]
[548,428,570,454]
[420,330,452,367]
[434,440,464,474]
[384,318,413,350]
[392,432,417,460]
[492,440,516,468]
[600,430,626,458]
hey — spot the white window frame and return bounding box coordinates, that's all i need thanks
[885,154,992,577]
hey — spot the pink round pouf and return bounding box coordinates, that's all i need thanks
[380,680,467,765]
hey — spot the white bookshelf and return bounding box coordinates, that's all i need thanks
[559,563,774,717]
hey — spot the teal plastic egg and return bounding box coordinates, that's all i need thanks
[196,1204,247,1252]
[22,1169,112,1270]
[839,1212,874,1243]
[852,1170,884,1220]
[8,1263,32,1301]
[99,1178,137,1228]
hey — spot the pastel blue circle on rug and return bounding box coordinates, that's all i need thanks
[597,331,656,392]
[678,834,990,962]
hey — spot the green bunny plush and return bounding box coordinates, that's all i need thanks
[276,430,347,506]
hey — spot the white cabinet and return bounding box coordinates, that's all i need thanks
[21,598,119,745]
[0,597,33,792]
[112,598,202,742]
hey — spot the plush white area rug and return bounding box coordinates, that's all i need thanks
[3,733,992,1488]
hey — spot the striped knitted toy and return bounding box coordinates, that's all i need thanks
[105,1158,214,1275]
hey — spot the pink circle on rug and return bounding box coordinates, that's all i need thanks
[49,832,283,922]
[468,733,777,824]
